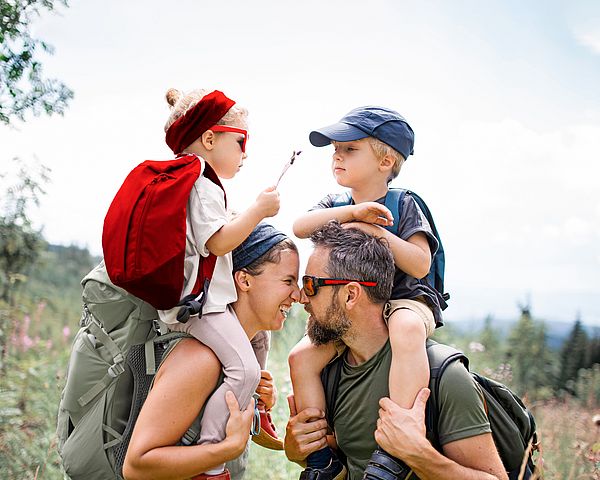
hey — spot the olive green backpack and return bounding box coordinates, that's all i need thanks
[56,262,197,479]
[321,340,538,480]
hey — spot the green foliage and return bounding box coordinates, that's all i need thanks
[505,308,556,398]
[0,0,73,124]
[0,344,69,479]
[0,241,96,478]
[0,158,50,304]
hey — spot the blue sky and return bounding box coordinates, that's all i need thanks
[2,0,599,325]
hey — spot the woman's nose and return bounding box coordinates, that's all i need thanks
[290,285,301,302]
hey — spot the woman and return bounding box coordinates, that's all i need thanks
[123,223,300,480]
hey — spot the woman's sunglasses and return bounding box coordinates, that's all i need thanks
[210,125,248,153]
[302,275,378,297]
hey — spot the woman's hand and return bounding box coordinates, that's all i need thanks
[256,370,277,411]
[222,391,255,457]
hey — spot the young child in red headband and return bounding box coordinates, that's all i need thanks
[160,88,281,478]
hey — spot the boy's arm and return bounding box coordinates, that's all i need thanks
[293,202,393,239]
[344,222,431,279]
[293,206,356,239]
[206,187,280,256]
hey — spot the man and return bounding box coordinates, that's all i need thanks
[285,222,508,480]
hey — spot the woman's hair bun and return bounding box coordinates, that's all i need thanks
[165,88,182,107]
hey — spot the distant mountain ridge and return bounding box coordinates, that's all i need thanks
[450,317,600,350]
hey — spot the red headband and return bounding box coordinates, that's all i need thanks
[165,90,236,154]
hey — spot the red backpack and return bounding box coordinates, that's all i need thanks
[102,154,225,313]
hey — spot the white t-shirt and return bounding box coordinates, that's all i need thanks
[159,161,237,324]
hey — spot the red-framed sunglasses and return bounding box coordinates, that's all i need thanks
[302,275,378,297]
[210,125,248,153]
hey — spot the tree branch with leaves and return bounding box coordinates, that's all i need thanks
[1,0,73,125]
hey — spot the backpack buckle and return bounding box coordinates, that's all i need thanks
[108,354,125,378]
[108,361,125,378]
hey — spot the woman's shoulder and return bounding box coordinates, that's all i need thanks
[158,337,221,383]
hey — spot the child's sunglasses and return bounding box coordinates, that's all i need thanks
[210,125,248,153]
[302,275,378,297]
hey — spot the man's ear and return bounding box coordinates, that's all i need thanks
[234,270,252,291]
[343,283,362,310]
[201,129,215,151]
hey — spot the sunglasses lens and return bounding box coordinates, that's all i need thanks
[303,277,316,296]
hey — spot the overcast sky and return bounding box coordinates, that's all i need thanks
[2,0,599,326]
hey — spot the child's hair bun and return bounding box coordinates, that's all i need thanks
[165,88,182,107]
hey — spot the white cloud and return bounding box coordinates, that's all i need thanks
[575,31,600,54]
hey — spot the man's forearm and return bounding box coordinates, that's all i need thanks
[406,443,504,480]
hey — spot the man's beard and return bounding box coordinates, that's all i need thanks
[306,297,351,346]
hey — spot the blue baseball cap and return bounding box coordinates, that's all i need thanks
[309,106,415,160]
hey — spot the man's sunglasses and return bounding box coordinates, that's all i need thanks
[302,275,378,297]
[210,125,248,153]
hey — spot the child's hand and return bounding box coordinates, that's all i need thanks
[256,370,277,411]
[223,391,254,457]
[351,202,394,226]
[254,186,280,219]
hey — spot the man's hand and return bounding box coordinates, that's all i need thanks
[351,202,394,226]
[374,388,431,461]
[284,394,329,463]
[256,370,276,411]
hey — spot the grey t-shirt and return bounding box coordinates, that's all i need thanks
[331,340,491,479]
[311,193,444,325]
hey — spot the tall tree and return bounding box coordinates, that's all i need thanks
[559,317,589,392]
[1,0,73,124]
[0,158,49,304]
[506,303,553,395]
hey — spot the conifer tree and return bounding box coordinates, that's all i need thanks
[506,302,552,395]
[558,317,589,393]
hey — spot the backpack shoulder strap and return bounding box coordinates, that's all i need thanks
[425,341,469,450]
[406,190,442,247]
[383,188,407,234]
[331,191,353,208]
[320,352,345,431]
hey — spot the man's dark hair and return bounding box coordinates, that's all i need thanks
[310,221,394,303]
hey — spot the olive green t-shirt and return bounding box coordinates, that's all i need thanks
[332,341,491,480]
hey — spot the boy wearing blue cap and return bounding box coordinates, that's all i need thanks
[288,107,445,480]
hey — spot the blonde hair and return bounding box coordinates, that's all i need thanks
[367,137,405,183]
[163,88,248,133]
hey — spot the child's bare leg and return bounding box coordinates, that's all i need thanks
[288,336,338,469]
[387,307,429,409]
[288,335,337,416]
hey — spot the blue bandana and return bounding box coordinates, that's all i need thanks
[232,223,289,272]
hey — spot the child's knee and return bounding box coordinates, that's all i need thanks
[388,308,427,342]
